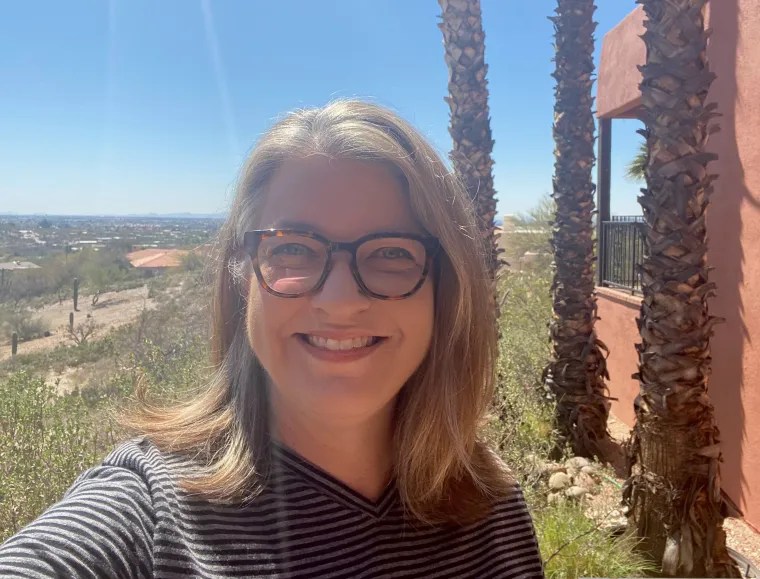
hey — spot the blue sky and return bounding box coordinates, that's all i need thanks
[0,0,644,218]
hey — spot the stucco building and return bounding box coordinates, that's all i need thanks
[595,3,760,530]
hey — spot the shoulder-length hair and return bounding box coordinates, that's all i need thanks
[121,99,511,525]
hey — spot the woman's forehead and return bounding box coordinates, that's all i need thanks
[257,157,423,237]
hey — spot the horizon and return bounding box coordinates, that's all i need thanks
[0,1,645,217]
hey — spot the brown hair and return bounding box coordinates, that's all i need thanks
[121,99,512,525]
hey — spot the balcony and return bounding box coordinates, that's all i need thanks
[598,216,645,294]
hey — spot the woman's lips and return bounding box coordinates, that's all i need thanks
[295,333,387,363]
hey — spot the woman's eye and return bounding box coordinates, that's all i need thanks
[271,243,312,257]
[373,247,414,260]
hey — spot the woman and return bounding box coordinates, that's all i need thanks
[0,100,544,578]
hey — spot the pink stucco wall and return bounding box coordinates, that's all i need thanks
[597,7,645,119]
[596,1,760,531]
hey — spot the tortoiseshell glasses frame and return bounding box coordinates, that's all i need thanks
[243,229,440,300]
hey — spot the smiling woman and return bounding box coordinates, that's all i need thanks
[0,100,544,579]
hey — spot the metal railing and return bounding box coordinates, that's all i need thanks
[600,216,646,293]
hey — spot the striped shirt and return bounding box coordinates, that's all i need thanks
[0,438,544,578]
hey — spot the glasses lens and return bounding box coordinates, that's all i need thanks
[356,237,428,297]
[257,234,327,295]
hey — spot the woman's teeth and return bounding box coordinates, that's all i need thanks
[305,335,379,350]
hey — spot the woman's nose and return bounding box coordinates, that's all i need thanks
[310,255,370,314]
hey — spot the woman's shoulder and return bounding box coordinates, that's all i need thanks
[69,436,192,502]
[100,436,181,475]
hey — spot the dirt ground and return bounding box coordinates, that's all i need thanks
[0,285,156,362]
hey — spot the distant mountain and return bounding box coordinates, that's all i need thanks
[0,212,225,219]
[123,212,226,219]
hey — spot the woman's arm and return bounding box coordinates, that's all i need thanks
[0,465,155,579]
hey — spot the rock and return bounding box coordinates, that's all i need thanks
[566,486,588,500]
[565,456,591,470]
[548,492,564,505]
[540,462,565,477]
[573,472,598,491]
[580,465,597,476]
[549,472,572,491]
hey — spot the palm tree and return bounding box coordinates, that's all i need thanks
[623,0,739,575]
[438,0,499,287]
[543,0,610,460]
[627,140,648,181]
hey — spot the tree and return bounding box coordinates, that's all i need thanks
[500,195,555,270]
[543,0,610,460]
[623,0,739,576]
[627,140,648,181]
[438,0,500,291]
[86,265,121,306]
[65,315,100,345]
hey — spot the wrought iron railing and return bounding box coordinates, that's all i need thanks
[599,216,646,293]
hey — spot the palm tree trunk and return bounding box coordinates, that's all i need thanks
[624,0,739,575]
[544,0,611,460]
[438,0,499,290]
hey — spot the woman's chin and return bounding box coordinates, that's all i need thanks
[280,374,399,421]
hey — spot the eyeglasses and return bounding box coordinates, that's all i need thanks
[243,229,440,300]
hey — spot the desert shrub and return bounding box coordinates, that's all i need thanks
[0,269,49,307]
[487,267,557,488]
[0,372,113,542]
[500,195,554,270]
[147,275,170,298]
[0,307,50,341]
[64,316,102,345]
[534,500,655,579]
[76,336,208,410]
[0,333,117,378]
[179,251,205,272]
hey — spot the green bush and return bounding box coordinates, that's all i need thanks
[179,251,205,272]
[535,500,656,579]
[0,372,113,542]
[0,308,50,341]
[487,267,557,487]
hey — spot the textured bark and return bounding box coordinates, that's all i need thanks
[623,0,739,576]
[544,0,611,460]
[438,0,499,288]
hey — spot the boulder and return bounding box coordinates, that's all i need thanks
[580,464,598,476]
[549,472,572,491]
[565,456,591,470]
[540,462,565,477]
[573,472,598,491]
[565,486,588,500]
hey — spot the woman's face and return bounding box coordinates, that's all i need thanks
[246,156,435,427]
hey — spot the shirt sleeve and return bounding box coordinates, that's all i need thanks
[0,465,155,579]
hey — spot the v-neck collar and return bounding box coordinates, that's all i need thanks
[270,442,397,520]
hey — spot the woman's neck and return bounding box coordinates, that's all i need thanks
[271,396,395,501]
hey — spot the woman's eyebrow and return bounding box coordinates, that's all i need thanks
[265,220,420,235]
[267,219,316,230]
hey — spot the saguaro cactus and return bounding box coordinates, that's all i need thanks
[69,312,74,332]
[73,277,79,311]
[11,332,18,356]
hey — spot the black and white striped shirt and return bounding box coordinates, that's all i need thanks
[0,438,544,578]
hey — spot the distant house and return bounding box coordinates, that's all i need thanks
[0,261,41,271]
[125,248,189,273]
[0,261,41,284]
